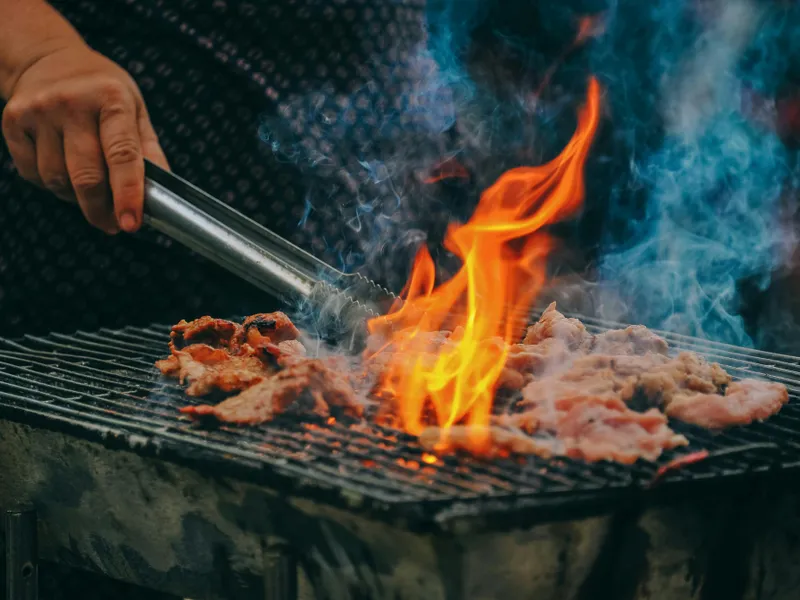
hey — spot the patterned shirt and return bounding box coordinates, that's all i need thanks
[0,0,441,336]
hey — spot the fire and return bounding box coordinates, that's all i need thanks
[367,78,602,454]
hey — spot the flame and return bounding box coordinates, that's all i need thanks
[367,78,602,454]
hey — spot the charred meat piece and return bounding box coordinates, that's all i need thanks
[236,312,300,348]
[180,359,363,425]
[665,379,789,429]
[158,338,309,397]
[169,316,242,351]
[159,343,274,397]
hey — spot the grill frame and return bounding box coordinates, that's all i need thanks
[1,315,800,533]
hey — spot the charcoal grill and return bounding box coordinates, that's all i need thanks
[2,315,800,600]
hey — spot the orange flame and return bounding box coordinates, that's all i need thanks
[367,78,602,454]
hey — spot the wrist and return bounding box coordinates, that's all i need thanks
[1,35,85,99]
[0,0,87,100]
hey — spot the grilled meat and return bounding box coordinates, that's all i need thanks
[517,352,732,411]
[237,312,300,347]
[665,379,789,429]
[158,305,790,463]
[158,344,271,397]
[158,314,306,397]
[511,308,782,435]
[422,403,688,464]
[523,303,592,350]
[180,359,362,424]
[591,325,669,356]
[169,316,241,351]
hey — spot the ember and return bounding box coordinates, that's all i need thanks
[366,78,602,454]
[421,453,439,465]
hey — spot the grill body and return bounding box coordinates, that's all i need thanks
[1,320,800,598]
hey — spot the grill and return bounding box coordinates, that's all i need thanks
[1,314,800,532]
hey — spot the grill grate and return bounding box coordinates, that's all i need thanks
[1,315,800,529]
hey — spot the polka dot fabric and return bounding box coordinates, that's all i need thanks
[0,0,432,337]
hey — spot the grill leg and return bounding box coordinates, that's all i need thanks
[263,541,297,600]
[5,506,38,600]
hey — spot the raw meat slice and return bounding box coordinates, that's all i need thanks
[592,325,669,356]
[665,379,789,429]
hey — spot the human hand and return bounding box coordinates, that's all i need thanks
[1,42,169,234]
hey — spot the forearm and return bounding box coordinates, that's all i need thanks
[0,0,85,99]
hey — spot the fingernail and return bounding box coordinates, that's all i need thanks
[119,212,138,233]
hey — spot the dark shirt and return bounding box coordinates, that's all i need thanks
[0,0,436,335]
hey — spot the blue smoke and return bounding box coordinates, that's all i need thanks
[257,0,798,349]
[592,0,796,345]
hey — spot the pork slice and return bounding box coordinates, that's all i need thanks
[523,302,593,350]
[276,339,306,356]
[235,312,301,347]
[549,352,728,410]
[665,379,789,429]
[169,344,273,397]
[496,367,527,391]
[505,338,573,375]
[155,354,181,376]
[554,404,688,464]
[420,425,560,459]
[180,359,362,425]
[422,403,688,464]
[621,352,731,408]
[169,316,242,351]
[518,376,620,409]
[592,325,669,356]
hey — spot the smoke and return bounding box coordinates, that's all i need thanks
[257,0,799,349]
[589,0,797,346]
[257,1,602,299]
[256,5,468,292]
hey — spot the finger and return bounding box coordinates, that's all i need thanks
[99,99,144,233]
[1,104,41,185]
[35,127,74,202]
[137,103,170,171]
[63,118,118,234]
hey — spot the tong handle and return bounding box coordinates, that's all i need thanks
[143,161,318,300]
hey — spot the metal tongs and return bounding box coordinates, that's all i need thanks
[142,160,398,343]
